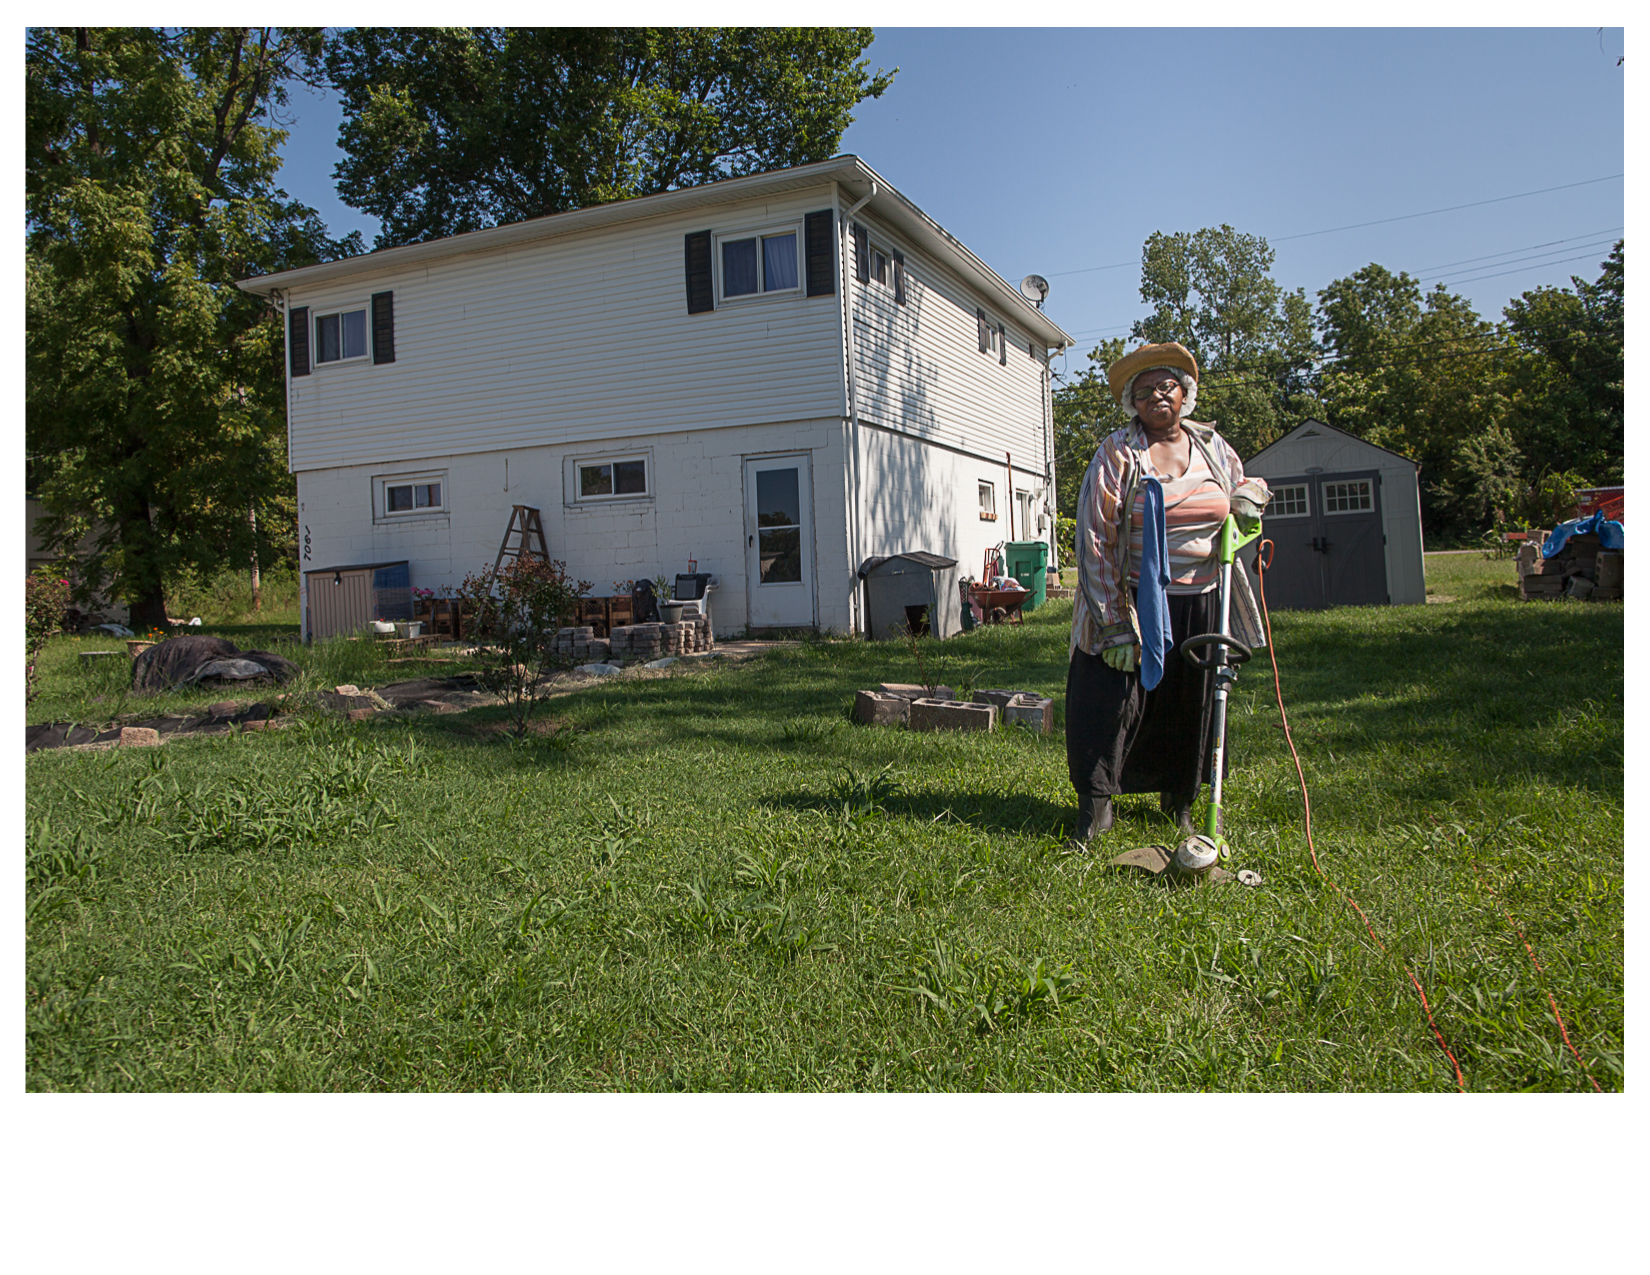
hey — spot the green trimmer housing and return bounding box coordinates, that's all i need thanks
[1110,514,1263,883]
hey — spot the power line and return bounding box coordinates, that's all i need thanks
[1415,225,1622,274]
[1423,248,1621,289]
[1039,174,1623,279]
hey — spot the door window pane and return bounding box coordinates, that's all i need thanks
[759,528,802,583]
[723,238,758,297]
[756,468,800,528]
[1323,480,1372,514]
[1273,484,1309,518]
[763,233,798,291]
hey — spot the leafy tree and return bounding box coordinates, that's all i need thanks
[325,27,896,248]
[1316,265,1514,542]
[26,27,351,629]
[1131,225,1320,457]
[1502,241,1624,483]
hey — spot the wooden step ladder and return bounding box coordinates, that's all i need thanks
[490,505,549,585]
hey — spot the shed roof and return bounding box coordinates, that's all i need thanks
[858,552,959,578]
[1247,418,1419,471]
[237,155,1074,351]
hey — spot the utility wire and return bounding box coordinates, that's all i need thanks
[1041,174,1623,279]
[1415,225,1622,274]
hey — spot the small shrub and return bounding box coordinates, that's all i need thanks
[25,569,71,704]
[454,556,591,738]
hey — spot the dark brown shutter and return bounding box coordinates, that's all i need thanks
[853,223,870,284]
[371,291,395,364]
[998,323,1007,366]
[892,250,906,305]
[289,305,310,377]
[684,231,714,314]
[804,209,835,297]
[977,309,989,353]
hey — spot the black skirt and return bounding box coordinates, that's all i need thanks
[1065,589,1219,801]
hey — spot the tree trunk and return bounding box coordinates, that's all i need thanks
[249,502,261,612]
[127,587,169,632]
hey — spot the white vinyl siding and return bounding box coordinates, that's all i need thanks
[848,212,1048,469]
[285,188,845,473]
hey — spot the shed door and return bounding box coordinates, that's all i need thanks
[1318,471,1386,607]
[744,454,814,629]
[1252,470,1386,610]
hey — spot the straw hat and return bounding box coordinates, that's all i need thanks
[1106,342,1199,404]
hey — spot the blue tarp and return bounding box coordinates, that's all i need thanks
[1542,511,1624,557]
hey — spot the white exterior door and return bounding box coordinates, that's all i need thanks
[744,453,814,629]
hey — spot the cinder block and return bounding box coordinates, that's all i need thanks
[972,688,1021,712]
[853,690,909,726]
[908,698,995,733]
[879,682,955,701]
[118,726,162,747]
[1003,693,1055,734]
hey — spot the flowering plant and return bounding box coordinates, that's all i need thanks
[413,587,436,601]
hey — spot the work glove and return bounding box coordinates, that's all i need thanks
[1101,643,1137,673]
[1231,479,1271,534]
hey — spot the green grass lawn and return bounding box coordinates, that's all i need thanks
[25,553,1622,1090]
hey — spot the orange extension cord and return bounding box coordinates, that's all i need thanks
[1254,540,1466,1092]
[1467,863,1603,1093]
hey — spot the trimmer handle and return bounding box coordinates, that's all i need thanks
[1181,632,1252,670]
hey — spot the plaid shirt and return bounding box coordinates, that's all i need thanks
[1070,420,1267,658]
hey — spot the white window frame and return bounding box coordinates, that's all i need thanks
[1322,479,1374,515]
[375,470,448,522]
[979,480,997,522]
[1270,483,1312,519]
[871,244,890,287]
[713,220,804,305]
[313,303,371,366]
[572,453,651,505]
[1016,489,1035,536]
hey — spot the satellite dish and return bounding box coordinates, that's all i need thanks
[1019,274,1050,306]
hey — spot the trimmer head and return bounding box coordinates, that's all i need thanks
[1108,841,1234,885]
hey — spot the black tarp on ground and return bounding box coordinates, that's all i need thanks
[131,635,300,692]
[25,703,276,753]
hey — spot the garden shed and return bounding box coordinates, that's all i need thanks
[1241,419,1425,610]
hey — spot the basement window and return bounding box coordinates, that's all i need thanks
[578,456,649,500]
[376,471,447,521]
[979,480,997,522]
[315,306,368,364]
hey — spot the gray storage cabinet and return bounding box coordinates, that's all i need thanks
[858,552,962,640]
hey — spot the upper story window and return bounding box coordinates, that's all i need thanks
[717,225,800,301]
[316,306,368,364]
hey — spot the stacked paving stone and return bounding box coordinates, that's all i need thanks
[554,626,611,663]
[609,623,663,661]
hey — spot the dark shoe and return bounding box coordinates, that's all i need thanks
[1067,795,1114,849]
[1161,791,1195,835]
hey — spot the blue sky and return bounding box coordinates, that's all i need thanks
[277,26,1625,377]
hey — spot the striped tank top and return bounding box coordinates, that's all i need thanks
[1127,442,1230,594]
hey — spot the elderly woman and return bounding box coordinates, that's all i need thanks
[1066,342,1269,846]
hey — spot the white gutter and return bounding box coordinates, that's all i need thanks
[839,181,877,636]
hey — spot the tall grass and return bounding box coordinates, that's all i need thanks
[25,555,1621,1091]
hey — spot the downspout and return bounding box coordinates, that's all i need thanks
[1043,344,1062,571]
[839,180,877,636]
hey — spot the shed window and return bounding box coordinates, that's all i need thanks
[979,481,997,521]
[1271,484,1310,518]
[578,457,648,500]
[315,307,368,364]
[1323,480,1373,514]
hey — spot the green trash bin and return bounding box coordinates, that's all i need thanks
[1003,539,1049,610]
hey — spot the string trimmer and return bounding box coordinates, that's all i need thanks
[1111,513,1263,884]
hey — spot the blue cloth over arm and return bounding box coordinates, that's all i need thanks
[1137,477,1174,690]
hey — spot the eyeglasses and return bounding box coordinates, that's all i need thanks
[1132,378,1183,402]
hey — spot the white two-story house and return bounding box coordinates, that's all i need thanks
[237,154,1073,638]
